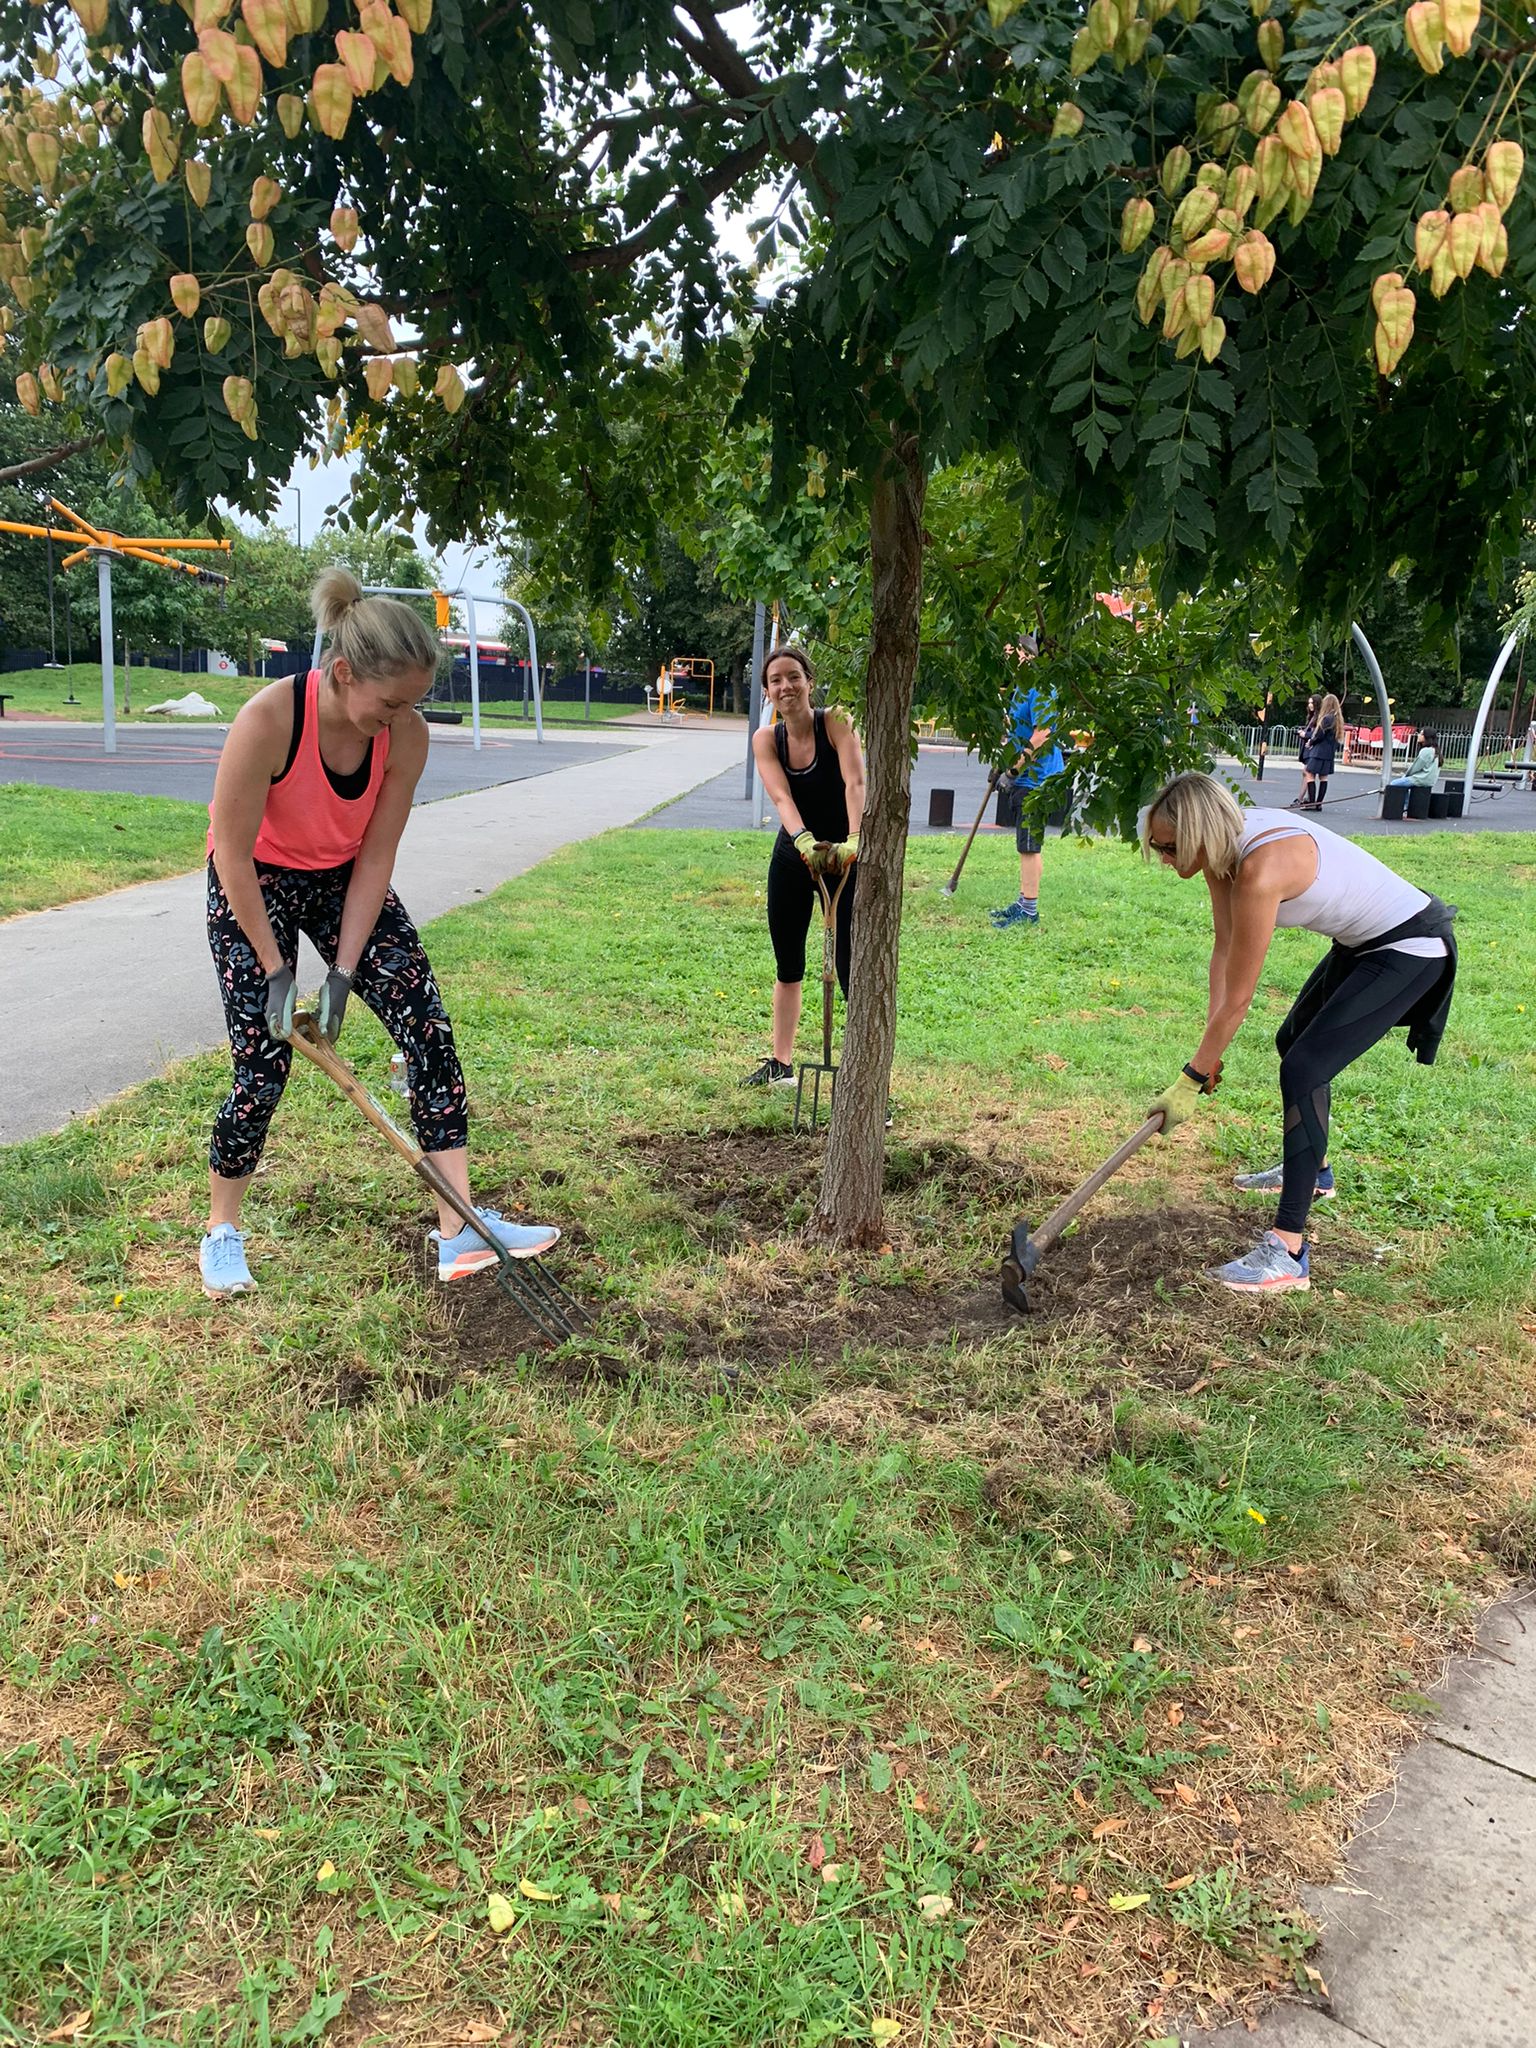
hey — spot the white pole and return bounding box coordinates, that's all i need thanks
[466,591,482,751]
[501,597,543,741]
[97,551,117,755]
[1463,626,1522,810]
[1348,623,1394,795]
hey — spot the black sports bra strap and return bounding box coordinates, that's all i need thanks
[273,670,305,784]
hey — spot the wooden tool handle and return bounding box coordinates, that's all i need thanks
[943,759,1009,896]
[1027,1114,1163,1260]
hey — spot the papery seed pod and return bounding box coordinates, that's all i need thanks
[1173,185,1219,240]
[138,316,175,368]
[363,3,414,84]
[1404,1,1445,74]
[186,158,212,207]
[222,372,254,419]
[143,107,178,182]
[277,92,305,138]
[1175,320,1201,358]
[1254,134,1289,207]
[257,278,283,330]
[18,224,43,263]
[69,0,109,34]
[246,220,274,266]
[1208,102,1242,154]
[335,29,377,94]
[1121,196,1155,251]
[1339,44,1377,116]
[170,272,201,317]
[250,175,281,220]
[203,313,232,352]
[1275,99,1321,160]
[26,131,60,191]
[104,351,132,396]
[1374,316,1410,374]
[1160,255,1191,304]
[1372,271,1404,313]
[1477,210,1508,275]
[1243,76,1281,133]
[330,204,360,251]
[199,27,241,85]
[1415,209,1450,269]
[1378,284,1415,354]
[1289,148,1321,201]
[1184,272,1215,326]
[353,301,395,349]
[1118,18,1151,62]
[434,362,465,412]
[1448,210,1481,276]
[1176,0,1200,20]
[1257,16,1282,66]
[309,64,354,139]
[1051,103,1085,139]
[316,336,342,377]
[1429,244,1456,295]
[1195,164,1226,194]
[1307,58,1342,95]
[1184,227,1232,264]
[1162,283,1190,339]
[1233,228,1275,291]
[15,369,40,413]
[36,47,58,78]
[1069,25,1102,73]
[182,53,220,127]
[38,362,62,402]
[9,274,37,307]
[364,356,393,400]
[1448,165,1484,212]
[1485,139,1523,212]
[1135,265,1163,323]
[1160,145,1191,199]
[1199,315,1226,362]
[1087,0,1117,44]
[1441,0,1478,57]
[397,0,432,28]
[1225,164,1258,217]
[242,0,288,66]
[1309,87,1346,155]
[132,348,161,394]
[392,355,419,396]
[193,0,234,26]
[227,44,262,124]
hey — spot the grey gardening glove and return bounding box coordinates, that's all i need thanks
[263,966,296,1043]
[316,966,353,1044]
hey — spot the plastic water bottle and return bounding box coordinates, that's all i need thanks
[389,1053,408,1097]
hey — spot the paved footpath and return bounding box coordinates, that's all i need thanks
[0,723,740,1145]
[1189,1591,1536,2047]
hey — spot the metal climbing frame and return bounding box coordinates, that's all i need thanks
[1461,625,1526,810]
[310,585,542,750]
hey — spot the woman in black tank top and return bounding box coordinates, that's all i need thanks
[741,645,866,1088]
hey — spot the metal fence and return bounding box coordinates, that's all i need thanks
[1227,722,1530,772]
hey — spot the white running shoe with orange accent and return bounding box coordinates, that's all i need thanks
[432,1208,560,1282]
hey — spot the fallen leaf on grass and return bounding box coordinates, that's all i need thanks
[1091,1818,1126,1839]
[1162,1873,1198,1891]
[1132,1636,1153,1654]
[315,1860,337,1885]
[806,1832,826,1871]
[917,1893,953,1921]
[870,2021,901,2045]
[1108,1893,1152,1912]
[1166,1702,1185,1728]
[486,1894,516,1934]
[44,2014,92,2042]
[1172,1783,1197,1805]
[517,1877,558,1902]
[444,2026,501,2044]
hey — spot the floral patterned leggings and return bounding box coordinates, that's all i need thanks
[206,857,468,1179]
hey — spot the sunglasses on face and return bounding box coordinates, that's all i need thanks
[1149,837,1177,857]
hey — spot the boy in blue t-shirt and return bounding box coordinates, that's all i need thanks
[991,684,1066,929]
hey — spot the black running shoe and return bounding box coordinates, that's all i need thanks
[741,1056,795,1087]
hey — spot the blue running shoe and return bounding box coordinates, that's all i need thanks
[432,1208,560,1282]
[200,1223,257,1299]
[1212,1231,1310,1294]
[989,899,1040,930]
[1233,1163,1335,1200]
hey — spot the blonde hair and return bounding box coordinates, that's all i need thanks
[1141,771,1246,879]
[312,566,438,684]
[1316,692,1343,736]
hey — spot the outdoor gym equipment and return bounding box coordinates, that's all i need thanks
[663,655,716,718]
[287,1011,587,1344]
[309,584,541,751]
[794,853,853,1134]
[0,497,230,755]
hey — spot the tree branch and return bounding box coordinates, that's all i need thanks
[568,135,774,273]
[0,435,103,486]
[674,0,839,211]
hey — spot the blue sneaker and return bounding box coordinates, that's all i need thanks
[200,1223,257,1299]
[1233,1163,1335,1200]
[432,1208,560,1282]
[1212,1231,1311,1294]
[989,899,1040,929]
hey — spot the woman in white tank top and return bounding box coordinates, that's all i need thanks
[1137,773,1457,1296]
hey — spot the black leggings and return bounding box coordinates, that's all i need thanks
[1273,943,1444,1232]
[207,858,468,1179]
[766,834,856,993]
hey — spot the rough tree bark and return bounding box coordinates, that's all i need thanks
[810,427,925,1247]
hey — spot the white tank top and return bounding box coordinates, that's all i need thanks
[1237,810,1444,956]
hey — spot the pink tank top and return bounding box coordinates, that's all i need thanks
[208,670,390,871]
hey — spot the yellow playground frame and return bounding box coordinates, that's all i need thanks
[0,497,231,754]
[658,654,715,718]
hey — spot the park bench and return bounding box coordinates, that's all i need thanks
[0,692,12,717]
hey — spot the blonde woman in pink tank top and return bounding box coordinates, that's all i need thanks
[199,567,559,1300]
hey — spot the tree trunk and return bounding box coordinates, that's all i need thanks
[810,428,925,1247]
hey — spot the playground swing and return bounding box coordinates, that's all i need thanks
[0,497,231,754]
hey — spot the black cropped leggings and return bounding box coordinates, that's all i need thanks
[207,858,468,1179]
[766,834,856,993]
[1273,942,1444,1232]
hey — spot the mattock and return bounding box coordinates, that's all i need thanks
[794,854,852,1134]
[288,1012,588,1343]
[1000,1115,1165,1314]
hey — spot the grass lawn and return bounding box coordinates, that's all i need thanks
[0,664,263,723]
[0,785,211,918]
[1,827,1532,2048]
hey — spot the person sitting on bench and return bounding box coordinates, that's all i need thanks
[1389,732,1441,792]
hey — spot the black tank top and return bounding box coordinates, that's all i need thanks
[774,709,849,842]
